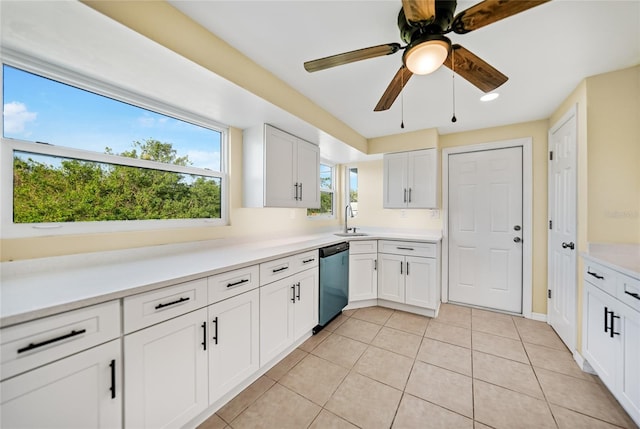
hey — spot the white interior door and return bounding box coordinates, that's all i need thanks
[448,147,523,313]
[547,107,577,350]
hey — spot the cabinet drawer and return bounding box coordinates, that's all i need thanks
[292,250,319,271]
[1,300,120,381]
[260,255,295,286]
[584,261,617,297]
[123,278,207,334]
[349,240,378,255]
[208,265,259,304]
[378,240,436,258]
[618,273,640,312]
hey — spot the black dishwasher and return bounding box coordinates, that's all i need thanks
[314,242,349,334]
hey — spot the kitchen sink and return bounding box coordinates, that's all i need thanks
[334,232,368,237]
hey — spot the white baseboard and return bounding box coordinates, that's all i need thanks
[529,312,547,322]
[573,351,597,374]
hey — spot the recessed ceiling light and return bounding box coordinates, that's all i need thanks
[480,93,499,102]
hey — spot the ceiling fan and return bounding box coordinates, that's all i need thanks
[304,0,550,111]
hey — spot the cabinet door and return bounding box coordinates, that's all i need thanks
[293,268,319,339]
[209,289,260,405]
[125,308,208,429]
[296,140,320,208]
[260,277,295,366]
[1,340,121,429]
[583,284,620,391]
[619,304,640,423]
[349,253,378,301]
[378,253,405,303]
[383,153,408,208]
[405,256,438,308]
[407,149,437,208]
[264,125,297,207]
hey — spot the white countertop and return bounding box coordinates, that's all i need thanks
[0,230,442,327]
[582,243,640,279]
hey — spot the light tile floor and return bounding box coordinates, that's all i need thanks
[198,304,638,429]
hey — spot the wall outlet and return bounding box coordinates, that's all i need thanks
[289,209,296,219]
[431,209,440,219]
[400,210,407,218]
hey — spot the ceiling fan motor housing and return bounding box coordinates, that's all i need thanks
[398,0,457,44]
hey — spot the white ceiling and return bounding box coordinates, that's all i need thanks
[169,0,640,138]
[1,1,639,163]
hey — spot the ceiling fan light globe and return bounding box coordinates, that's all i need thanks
[404,39,450,75]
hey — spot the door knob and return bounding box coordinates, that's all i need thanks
[562,242,575,250]
[513,237,522,243]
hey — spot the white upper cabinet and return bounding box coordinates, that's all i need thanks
[383,149,437,209]
[244,124,320,208]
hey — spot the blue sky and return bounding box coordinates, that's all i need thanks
[2,65,221,170]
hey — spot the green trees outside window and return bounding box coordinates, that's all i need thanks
[13,139,221,223]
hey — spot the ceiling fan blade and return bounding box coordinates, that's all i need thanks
[451,0,550,34]
[443,44,508,93]
[374,66,413,111]
[304,43,401,73]
[402,0,436,23]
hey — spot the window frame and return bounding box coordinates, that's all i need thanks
[1,51,229,238]
[307,160,336,219]
[345,165,358,217]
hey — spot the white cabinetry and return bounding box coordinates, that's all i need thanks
[260,251,318,366]
[582,258,640,426]
[0,301,122,429]
[207,266,260,405]
[349,240,378,302]
[244,124,320,208]
[383,149,437,209]
[123,280,209,429]
[377,240,439,310]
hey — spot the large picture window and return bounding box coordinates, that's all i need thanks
[1,62,227,237]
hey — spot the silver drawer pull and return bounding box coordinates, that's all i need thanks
[227,278,250,288]
[396,247,415,251]
[155,296,190,310]
[17,329,87,354]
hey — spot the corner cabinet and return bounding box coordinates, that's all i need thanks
[383,149,437,209]
[243,124,320,208]
[349,240,378,302]
[582,257,640,426]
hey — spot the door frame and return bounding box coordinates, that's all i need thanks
[441,138,533,318]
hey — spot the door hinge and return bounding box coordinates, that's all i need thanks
[549,220,553,230]
[549,151,553,161]
[548,289,552,299]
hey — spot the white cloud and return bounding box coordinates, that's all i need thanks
[186,149,220,171]
[3,101,37,134]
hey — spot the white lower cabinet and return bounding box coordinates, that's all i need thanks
[377,241,439,310]
[1,339,122,429]
[124,308,208,429]
[349,240,378,302]
[378,253,405,303]
[582,258,640,426]
[583,282,619,390]
[208,289,260,404]
[260,268,318,366]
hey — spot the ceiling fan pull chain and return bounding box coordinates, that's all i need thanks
[451,48,457,123]
[401,66,405,129]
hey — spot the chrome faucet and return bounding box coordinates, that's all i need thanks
[344,204,355,234]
